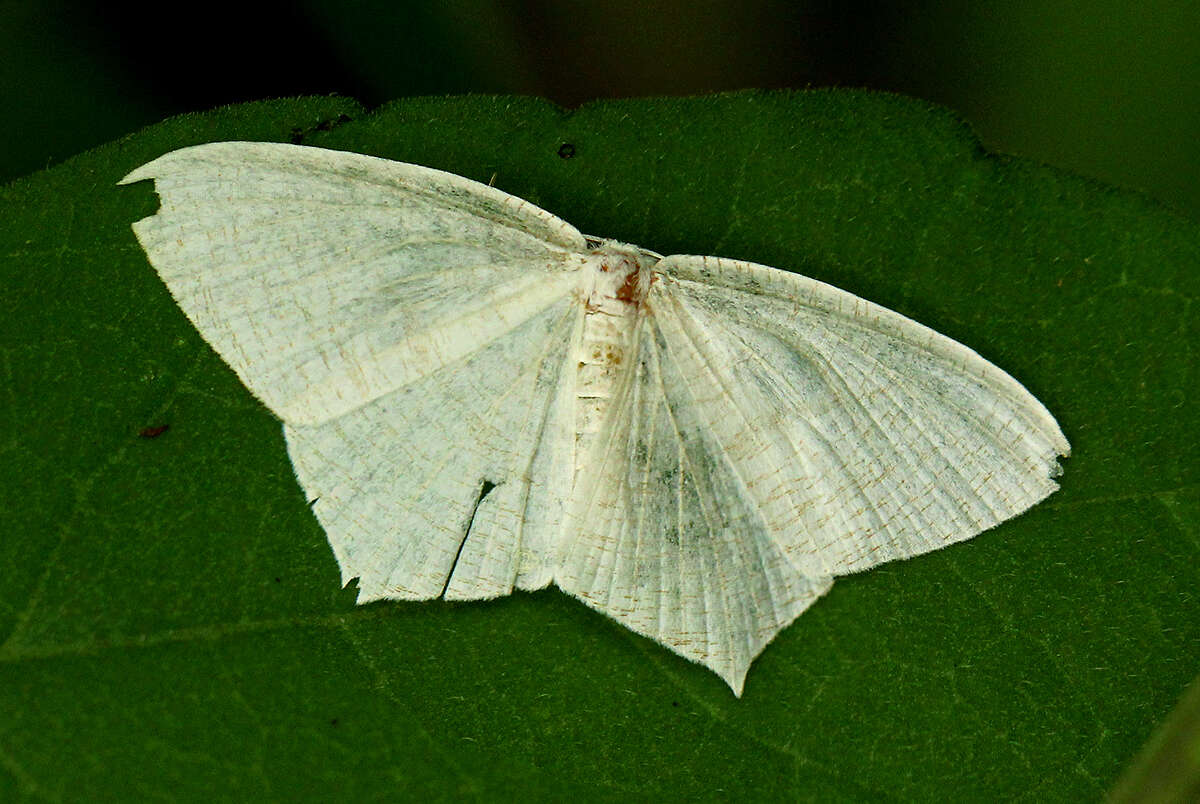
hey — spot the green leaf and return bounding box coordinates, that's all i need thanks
[1,91,1196,800]
[1109,669,1200,803]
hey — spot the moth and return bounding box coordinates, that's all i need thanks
[121,142,1069,695]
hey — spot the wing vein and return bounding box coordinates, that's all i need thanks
[809,324,1005,529]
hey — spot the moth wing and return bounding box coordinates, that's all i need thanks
[558,254,1068,694]
[122,141,588,600]
[647,255,1070,580]
[120,141,586,425]
[556,314,834,696]
[286,297,579,602]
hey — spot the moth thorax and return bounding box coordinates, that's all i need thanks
[573,244,652,479]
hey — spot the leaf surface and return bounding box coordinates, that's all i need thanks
[0,91,1196,800]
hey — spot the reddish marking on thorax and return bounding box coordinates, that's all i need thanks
[615,270,641,305]
[580,243,655,315]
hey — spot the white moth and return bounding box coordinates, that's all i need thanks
[120,142,1069,695]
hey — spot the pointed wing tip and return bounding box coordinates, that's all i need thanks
[707,655,751,697]
[117,166,154,186]
[1057,435,1072,459]
[1048,417,1071,459]
[116,141,264,186]
[1046,432,1071,481]
[724,672,747,698]
[116,147,194,186]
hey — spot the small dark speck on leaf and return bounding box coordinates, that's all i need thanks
[317,114,353,131]
[291,114,354,145]
[330,718,339,726]
[274,577,282,583]
[672,701,680,707]
[557,143,576,159]
[139,424,169,439]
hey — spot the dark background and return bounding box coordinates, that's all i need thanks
[3,0,1198,219]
